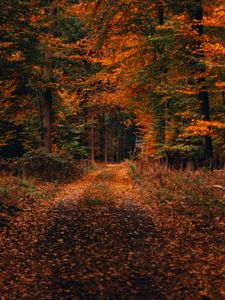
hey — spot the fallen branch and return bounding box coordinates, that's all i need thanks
[205,185,225,191]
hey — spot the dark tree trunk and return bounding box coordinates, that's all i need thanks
[40,3,55,152]
[155,3,168,162]
[91,125,95,162]
[99,115,105,161]
[104,122,108,164]
[187,0,213,167]
[157,2,164,26]
[90,114,95,162]
[41,88,52,152]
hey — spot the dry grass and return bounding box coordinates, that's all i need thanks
[0,173,58,211]
[129,160,225,209]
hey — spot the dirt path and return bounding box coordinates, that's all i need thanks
[0,164,224,299]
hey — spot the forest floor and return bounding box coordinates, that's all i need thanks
[0,163,224,300]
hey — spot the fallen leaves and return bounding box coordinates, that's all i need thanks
[0,164,224,299]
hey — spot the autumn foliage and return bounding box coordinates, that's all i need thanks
[0,0,225,167]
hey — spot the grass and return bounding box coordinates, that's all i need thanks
[83,197,104,207]
[184,189,224,208]
[95,182,107,190]
[0,173,58,208]
[96,171,113,180]
[80,176,113,207]
[127,160,140,182]
[129,160,225,210]
[0,185,11,200]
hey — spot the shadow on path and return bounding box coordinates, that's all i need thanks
[36,201,163,299]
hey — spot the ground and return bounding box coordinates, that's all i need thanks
[0,163,224,300]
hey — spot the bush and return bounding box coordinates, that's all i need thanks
[14,148,85,182]
[62,141,89,160]
[127,160,140,182]
[83,197,104,207]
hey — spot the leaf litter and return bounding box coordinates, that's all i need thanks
[0,163,224,299]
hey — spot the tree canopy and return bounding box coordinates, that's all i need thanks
[1,0,225,167]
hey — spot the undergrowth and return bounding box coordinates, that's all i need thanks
[128,160,225,210]
[1,149,89,182]
[0,174,58,218]
[83,197,104,207]
[96,171,113,180]
[126,160,140,182]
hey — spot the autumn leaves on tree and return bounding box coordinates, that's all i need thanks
[0,0,225,167]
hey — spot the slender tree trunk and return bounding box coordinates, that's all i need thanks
[114,116,119,162]
[188,0,213,167]
[99,114,105,161]
[91,114,95,162]
[104,122,108,164]
[156,2,168,164]
[40,3,55,152]
[157,2,164,26]
[40,88,52,152]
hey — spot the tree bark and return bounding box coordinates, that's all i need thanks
[40,88,52,152]
[104,122,108,164]
[155,2,168,162]
[91,114,95,162]
[187,0,213,167]
[40,3,55,152]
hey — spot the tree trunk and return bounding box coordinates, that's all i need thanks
[155,2,168,162]
[41,88,52,152]
[157,2,164,26]
[188,0,213,167]
[40,3,55,152]
[91,114,95,162]
[104,122,108,164]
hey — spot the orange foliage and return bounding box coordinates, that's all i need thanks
[182,120,225,138]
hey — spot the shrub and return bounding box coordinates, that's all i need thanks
[62,141,89,160]
[14,148,85,182]
[127,160,140,182]
[83,197,104,207]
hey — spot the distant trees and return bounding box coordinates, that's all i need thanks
[81,0,225,167]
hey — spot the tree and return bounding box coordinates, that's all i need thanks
[187,0,213,167]
[1,0,224,166]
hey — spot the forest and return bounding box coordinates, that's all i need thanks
[1,0,225,167]
[0,1,225,299]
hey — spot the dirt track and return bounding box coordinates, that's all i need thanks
[0,164,224,299]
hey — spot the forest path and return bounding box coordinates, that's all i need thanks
[0,163,160,300]
[53,162,143,207]
[0,163,224,299]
